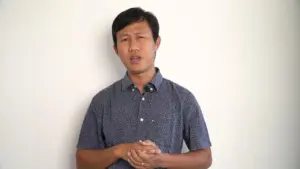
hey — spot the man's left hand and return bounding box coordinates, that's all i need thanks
[127,140,162,169]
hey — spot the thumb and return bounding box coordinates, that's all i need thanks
[155,148,162,154]
[142,140,155,145]
[139,140,151,146]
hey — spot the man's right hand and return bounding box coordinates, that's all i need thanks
[127,140,162,169]
[115,140,160,161]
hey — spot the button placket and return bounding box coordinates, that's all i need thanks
[136,92,148,140]
[139,94,146,123]
[131,85,137,92]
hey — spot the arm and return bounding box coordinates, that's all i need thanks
[158,148,212,169]
[77,142,160,169]
[158,91,212,169]
[76,145,121,169]
[132,143,211,169]
[76,98,122,169]
[130,92,212,169]
[76,98,160,169]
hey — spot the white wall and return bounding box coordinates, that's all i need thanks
[0,0,299,169]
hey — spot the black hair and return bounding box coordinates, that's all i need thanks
[112,7,160,46]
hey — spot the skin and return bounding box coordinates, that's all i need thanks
[76,20,212,169]
[128,142,212,169]
[114,20,161,92]
[127,141,162,169]
[76,140,160,169]
[114,20,212,169]
[76,21,162,169]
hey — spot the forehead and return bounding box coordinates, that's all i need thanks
[117,21,152,36]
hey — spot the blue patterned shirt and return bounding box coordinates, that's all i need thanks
[77,68,211,168]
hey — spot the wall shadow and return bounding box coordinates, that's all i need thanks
[67,27,126,169]
[67,103,89,169]
[102,28,126,80]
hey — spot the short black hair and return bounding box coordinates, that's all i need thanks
[112,7,160,46]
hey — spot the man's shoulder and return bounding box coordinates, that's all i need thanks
[162,78,195,100]
[91,79,122,103]
[163,78,201,113]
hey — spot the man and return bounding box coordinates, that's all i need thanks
[76,7,212,169]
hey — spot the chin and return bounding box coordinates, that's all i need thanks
[129,69,144,74]
[126,64,153,75]
[127,67,147,74]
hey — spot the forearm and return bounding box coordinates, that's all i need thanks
[158,149,212,169]
[76,145,122,169]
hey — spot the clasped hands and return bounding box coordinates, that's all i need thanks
[121,140,162,169]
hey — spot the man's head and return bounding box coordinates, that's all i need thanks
[112,7,161,74]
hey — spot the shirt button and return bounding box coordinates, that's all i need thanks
[140,118,144,122]
[142,97,145,101]
[150,88,153,91]
[132,88,135,92]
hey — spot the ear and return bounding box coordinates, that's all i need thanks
[155,36,161,51]
[113,45,118,55]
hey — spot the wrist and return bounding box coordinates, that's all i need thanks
[156,153,170,168]
[113,143,126,159]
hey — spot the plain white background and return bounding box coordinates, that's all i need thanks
[0,0,299,169]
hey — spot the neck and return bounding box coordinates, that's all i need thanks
[128,66,156,92]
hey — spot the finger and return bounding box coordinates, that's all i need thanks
[132,150,152,168]
[137,150,159,169]
[136,149,150,161]
[128,158,151,169]
[140,141,161,153]
[141,162,151,169]
[131,150,143,163]
[136,145,156,152]
[128,157,141,169]
[155,148,161,154]
[142,146,161,155]
[140,140,155,146]
[129,150,151,169]
[139,140,157,147]
[128,151,140,166]
[146,149,156,154]
[127,158,138,168]
[128,160,146,169]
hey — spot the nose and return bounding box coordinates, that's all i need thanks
[129,39,139,53]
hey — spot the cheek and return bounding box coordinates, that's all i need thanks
[117,45,128,57]
[141,41,156,53]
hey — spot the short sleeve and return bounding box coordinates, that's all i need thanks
[76,99,105,149]
[183,92,211,151]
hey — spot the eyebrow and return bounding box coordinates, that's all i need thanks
[135,31,150,35]
[118,31,150,37]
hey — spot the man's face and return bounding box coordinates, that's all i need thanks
[114,21,160,74]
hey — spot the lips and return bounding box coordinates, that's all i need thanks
[130,55,141,64]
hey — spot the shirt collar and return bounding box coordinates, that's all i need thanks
[121,67,163,92]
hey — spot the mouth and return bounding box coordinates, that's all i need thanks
[130,55,141,64]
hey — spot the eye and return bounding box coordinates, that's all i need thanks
[121,38,128,42]
[138,36,144,39]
